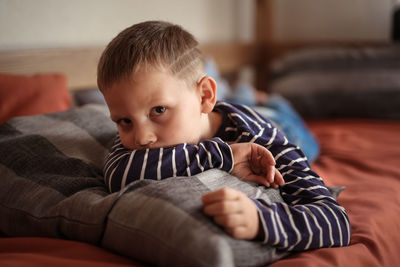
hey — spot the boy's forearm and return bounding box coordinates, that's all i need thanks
[253,143,351,251]
[254,194,350,251]
[104,137,234,192]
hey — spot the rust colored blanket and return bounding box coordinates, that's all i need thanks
[271,119,400,267]
[1,119,399,267]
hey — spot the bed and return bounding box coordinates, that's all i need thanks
[1,3,400,267]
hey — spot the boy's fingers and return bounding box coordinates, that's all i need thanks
[243,174,270,187]
[250,143,276,183]
[253,143,275,165]
[201,187,241,205]
[245,170,284,188]
[203,200,241,216]
[226,226,251,239]
[274,169,285,185]
[214,214,245,228]
[266,164,275,183]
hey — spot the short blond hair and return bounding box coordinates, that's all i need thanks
[97,20,205,92]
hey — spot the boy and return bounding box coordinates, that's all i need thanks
[97,21,350,250]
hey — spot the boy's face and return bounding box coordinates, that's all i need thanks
[103,67,208,150]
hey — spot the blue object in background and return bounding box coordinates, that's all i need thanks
[254,95,320,162]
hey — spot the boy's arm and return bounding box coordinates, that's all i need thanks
[202,139,351,251]
[209,101,350,250]
[104,136,234,192]
[253,137,351,251]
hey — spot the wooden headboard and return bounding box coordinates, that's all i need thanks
[0,43,259,91]
[0,47,104,90]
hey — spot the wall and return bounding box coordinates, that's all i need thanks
[0,0,254,51]
[273,0,394,41]
[0,0,396,51]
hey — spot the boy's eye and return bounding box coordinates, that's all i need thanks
[151,106,166,116]
[118,118,132,126]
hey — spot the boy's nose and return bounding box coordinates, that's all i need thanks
[134,127,156,147]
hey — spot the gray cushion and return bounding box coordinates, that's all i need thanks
[0,105,116,243]
[103,170,288,267]
[269,45,400,119]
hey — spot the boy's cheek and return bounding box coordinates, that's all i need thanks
[165,118,201,144]
[161,128,200,146]
[118,124,201,150]
[119,133,135,150]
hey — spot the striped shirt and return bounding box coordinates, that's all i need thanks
[104,101,351,251]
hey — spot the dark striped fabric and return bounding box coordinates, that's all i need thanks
[104,137,234,191]
[104,101,351,251]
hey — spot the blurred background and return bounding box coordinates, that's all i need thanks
[0,0,397,51]
[1,0,399,121]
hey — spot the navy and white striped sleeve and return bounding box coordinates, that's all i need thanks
[103,136,233,192]
[218,102,350,251]
[253,128,351,251]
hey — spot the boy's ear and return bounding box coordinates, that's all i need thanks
[198,76,217,114]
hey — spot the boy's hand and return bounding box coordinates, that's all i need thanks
[230,143,284,188]
[202,187,260,240]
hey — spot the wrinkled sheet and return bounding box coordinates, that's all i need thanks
[271,119,400,267]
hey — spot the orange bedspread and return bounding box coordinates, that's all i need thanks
[1,119,399,267]
[0,237,142,267]
[271,119,400,267]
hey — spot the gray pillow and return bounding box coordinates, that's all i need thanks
[269,45,400,119]
[0,105,117,243]
[0,104,342,266]
[103,170,288,267]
